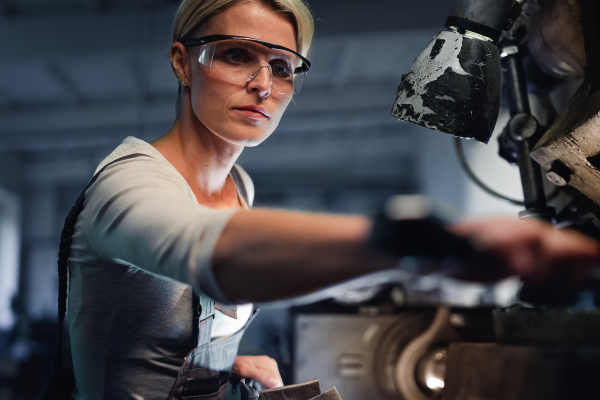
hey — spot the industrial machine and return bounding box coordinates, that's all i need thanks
[294,1,600,399]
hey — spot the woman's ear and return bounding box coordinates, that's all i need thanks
[170,42,190,85]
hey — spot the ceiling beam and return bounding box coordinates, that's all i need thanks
[15,125,419,188]
[0,8,175,59]
[0,87,12,109]
[329,41,360,90]
[0,1,449,33]
[0,82,398,138]
[0,0,16,17]
[45,62,85,105]
[80,0,111,12]
[129,57,148,103]
[0,105,418,154]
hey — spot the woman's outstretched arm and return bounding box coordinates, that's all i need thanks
[212,209,395,303]
[213,210,600,304]
[84,157,599,305]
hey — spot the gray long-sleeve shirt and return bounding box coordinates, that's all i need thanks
[68,137,253,399]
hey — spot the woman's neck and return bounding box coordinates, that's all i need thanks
[151,114,244,209]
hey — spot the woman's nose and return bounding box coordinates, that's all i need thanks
[247,65,272,97]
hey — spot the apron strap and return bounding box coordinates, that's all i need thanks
[53,153,152,374]
[197,315,214,347]
[193,294,233,346]
[205,164,249,323]
[215,164,250,321]
[192,293,201,346]
[192,293,216,347]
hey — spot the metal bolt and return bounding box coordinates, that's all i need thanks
[546,159,573,187]
[509,113,538,141]
[546,171,568,186]
[449,313,466,327]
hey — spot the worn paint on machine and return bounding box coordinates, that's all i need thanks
[391,30,502,144]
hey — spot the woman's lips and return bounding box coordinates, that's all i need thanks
[234,106,270,119]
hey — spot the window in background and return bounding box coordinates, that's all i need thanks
[0,188,21,331]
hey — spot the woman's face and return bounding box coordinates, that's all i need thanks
[184,2,298,147]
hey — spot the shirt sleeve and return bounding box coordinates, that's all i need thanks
[82,157,238,304]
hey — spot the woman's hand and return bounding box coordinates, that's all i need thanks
[449,217,600,288]
[234,355,284,389]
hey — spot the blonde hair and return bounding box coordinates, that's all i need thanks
[172,0,314,57]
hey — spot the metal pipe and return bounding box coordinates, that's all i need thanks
[499,39,554,220]
[448,0,515,32]
[446,0,515,43]
[515,132,546,209]
[501,42,531,115]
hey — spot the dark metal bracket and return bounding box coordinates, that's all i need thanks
[581,0,600,93]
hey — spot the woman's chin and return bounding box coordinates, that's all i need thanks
[220,130,272,147]
[239,134,271,147]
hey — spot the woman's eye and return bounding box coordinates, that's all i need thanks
[224,50,247,63]
[271,63,291,77]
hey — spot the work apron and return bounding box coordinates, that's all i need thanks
[44,152,255,400]
[166,295,258,400]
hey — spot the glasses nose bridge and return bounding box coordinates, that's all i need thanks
[247,64,273,86]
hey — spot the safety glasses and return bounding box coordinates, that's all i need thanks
[179,35,311,95]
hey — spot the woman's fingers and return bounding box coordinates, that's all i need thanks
[234,355,284,388]
[449,218,599,286]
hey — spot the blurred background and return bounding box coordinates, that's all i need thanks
[0,0,543,398]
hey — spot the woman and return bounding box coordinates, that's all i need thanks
[64,0,599,398]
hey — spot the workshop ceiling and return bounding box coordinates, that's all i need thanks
[0,0,448,152]
[1,0,178,15]
[0,0,468,215]
[1,0,451,28]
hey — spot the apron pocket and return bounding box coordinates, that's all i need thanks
[182,381,228,400]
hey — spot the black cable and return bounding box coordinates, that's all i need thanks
[454,137,560,206]
[454,137,525,206]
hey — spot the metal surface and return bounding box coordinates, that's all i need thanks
[526,0,587,79]
[529,0,600,206]
[494,307,600,346]
[415,348,447,396]
[391,30,502,144]
[396,308,460,400]
[580,0,600,92]
[530,84,600,205]
[448,0,514,31]
[441,343,600,400]
[447,0,515,42]
[294,313,434,400]
[545,159,574,186]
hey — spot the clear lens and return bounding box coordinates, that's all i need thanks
[293,71,305,94]
[197,39,305,94]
